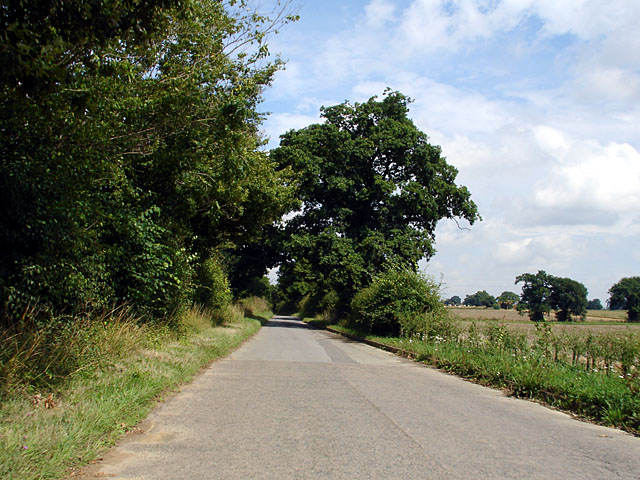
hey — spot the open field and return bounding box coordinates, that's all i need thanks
[448,307,638,339]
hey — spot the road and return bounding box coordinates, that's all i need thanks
[83,316,640,479]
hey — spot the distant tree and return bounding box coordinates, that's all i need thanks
[587,299,603,310]
[608,277,640,322]
[497,291,519,309]
[516,271,552,322]
[463,290,496,308]
[444,295,462,306]
[549,277,588,322]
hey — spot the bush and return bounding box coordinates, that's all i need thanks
[319,290,341,322]
[350,268,446,335]
[195,257,232,311]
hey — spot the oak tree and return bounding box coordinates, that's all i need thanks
[271,91,479,313]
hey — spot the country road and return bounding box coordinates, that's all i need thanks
[82,316,640,479]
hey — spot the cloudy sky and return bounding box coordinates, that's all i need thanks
[258,0,640,303]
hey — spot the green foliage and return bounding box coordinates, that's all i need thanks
[272,90,479,311]
[609,277,640,322]
[516,270,552,321]
[0,1,297,324]
[587,299,604,310]
[516,271,589,322]
[444,295,462,306]
[549,276,588,321]
[195,257,232,312]
[350,268,446,335]
[497,291,519,309]
[463,290,497,308]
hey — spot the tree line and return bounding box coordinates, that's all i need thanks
[1,1,298,326]
[3,1,636,335]
[445,274,640,322]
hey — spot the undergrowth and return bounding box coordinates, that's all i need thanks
[0,301,269,480]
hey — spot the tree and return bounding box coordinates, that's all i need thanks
[608,277,640,322]
[463,290,496,308]
[271,91,479,313]
[497,291,519,309]
[444,295,462,306]
[548,276,587,322]
[516,271,588,322]
[1,1,298,324]
[516,271,552,322]
[587,299,603,310]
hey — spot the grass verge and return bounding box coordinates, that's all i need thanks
[0,304,268,480]
[307,318,640,435]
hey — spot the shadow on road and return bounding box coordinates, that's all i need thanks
[262,317,311,329]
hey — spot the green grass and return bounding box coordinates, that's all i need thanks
[307,318,640,435]
[0,304,267,480]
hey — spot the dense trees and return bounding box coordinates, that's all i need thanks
[587,299,604,310]
[463,290,496,308]
[1,1,297,324]
[608,277,640,322]
[444,295,462,306]
[271,91,479,315]
[515,271,587,322]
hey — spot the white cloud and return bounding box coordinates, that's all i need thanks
[262,112,322,147]
[365,0,396,27]
[534,139,640,217]
[260,0,640,303]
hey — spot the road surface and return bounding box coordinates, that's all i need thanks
[83,316,640,479]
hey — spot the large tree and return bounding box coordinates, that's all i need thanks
[548,276,588,322]
[516,271,552,322]
[608,277,640,322]
[1,1,297,323]
[271,91,479,312]
[516,271,588,322]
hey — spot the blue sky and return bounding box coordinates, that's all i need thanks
[258,0,640,303]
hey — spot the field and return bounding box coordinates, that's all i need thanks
[448,307,638,338]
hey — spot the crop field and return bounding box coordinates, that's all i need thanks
[448,307,637,339]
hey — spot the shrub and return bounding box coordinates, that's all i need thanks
[319,290,341,321]
[195,257,232,311]
[350,267,445,335]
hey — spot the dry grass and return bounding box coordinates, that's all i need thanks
[0,303,265,480]
[448,307,639,339]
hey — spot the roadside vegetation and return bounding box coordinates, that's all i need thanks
[0,300,270,480]
[305,272,640,435]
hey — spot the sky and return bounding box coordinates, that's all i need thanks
[257,0,640,303]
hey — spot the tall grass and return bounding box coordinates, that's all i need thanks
[0,306,147,396]
[0,301,267,480]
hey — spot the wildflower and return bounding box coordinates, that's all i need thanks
[23,445,28,450]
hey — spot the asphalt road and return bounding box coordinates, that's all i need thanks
[83,316,640,479]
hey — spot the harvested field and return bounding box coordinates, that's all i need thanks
[448,307,639,339]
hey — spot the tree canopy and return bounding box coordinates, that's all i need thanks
[1,0,297,324]
[497,291,519,309]
[516,271,588,322]
[270,91,479,314]
[463,290,497,308]
[608,277,640,322]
